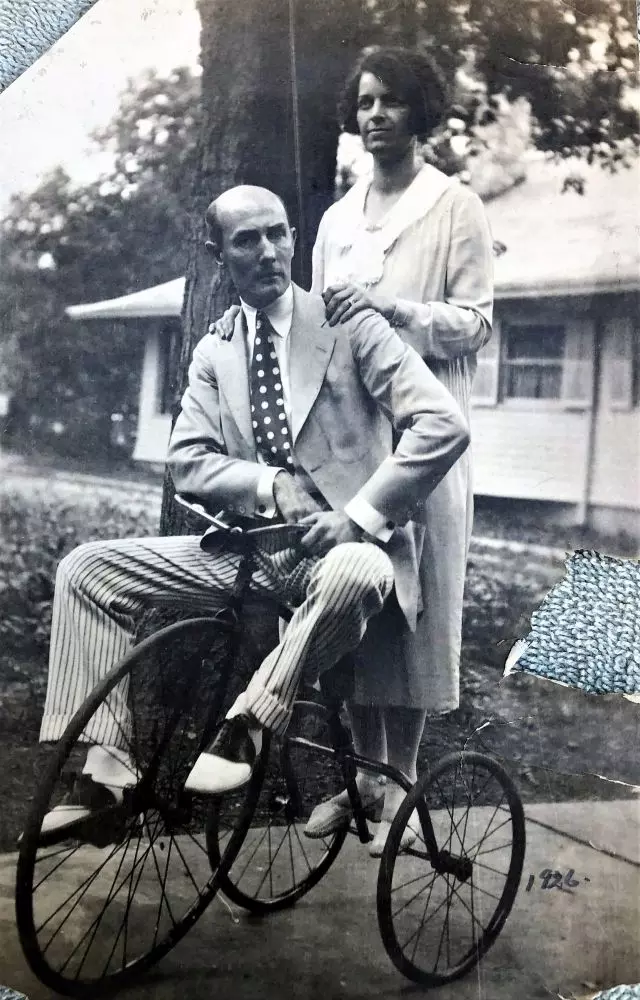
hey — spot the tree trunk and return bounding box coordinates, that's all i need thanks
[160,0,368,535]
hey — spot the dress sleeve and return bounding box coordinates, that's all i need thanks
[393,188,494,361]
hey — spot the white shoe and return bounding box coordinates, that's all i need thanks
[304,779,385,838]
[83,744,140,789]
[38,774,121,839]
[184,714,262,795]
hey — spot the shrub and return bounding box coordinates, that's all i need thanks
[0,485,158,692]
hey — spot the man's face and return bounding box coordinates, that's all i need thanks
[213,191,296,308]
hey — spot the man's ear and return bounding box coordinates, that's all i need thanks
[205,240,224,266]
[290,226,297,249]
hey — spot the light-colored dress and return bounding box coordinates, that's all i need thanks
[311,162,494,712]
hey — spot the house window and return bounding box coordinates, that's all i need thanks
[471,316,594,409]
[501,323,566,400]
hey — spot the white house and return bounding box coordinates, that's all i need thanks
[65,156,640,534]
[65,276,184,463]
[476,156,639,535]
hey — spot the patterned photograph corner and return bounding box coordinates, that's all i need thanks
[504,550,640,699]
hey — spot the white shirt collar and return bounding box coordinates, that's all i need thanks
[240,283,294,340]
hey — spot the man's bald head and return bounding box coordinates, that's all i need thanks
[204,185,296,308]
[205,186,290,249]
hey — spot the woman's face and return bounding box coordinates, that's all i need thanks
[356,71,414,161]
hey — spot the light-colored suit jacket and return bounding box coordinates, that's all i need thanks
[167,284,469,630]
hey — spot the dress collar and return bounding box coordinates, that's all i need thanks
[324,163,456,287]
[337,162,456,254]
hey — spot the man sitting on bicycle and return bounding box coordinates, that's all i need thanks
[38,184,469,834]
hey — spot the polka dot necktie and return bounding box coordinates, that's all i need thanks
[250,311,294,471]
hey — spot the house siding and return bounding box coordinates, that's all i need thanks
[471,407,590,502]
[589,408,640,510]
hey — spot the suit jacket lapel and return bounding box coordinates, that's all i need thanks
[215,310,255,455]
[288,286,336,443]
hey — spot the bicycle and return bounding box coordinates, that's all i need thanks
[15,496,526,996]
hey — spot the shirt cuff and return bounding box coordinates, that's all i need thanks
[255,467,283,519]
[344,497,395,543]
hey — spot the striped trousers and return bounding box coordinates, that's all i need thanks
[40,534,394,746]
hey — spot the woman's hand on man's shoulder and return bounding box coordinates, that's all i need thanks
[208,304,241,341]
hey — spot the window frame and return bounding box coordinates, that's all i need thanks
[500,320,567,405]
[471,311,595,411]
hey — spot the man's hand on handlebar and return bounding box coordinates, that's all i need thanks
[273,472,324,523]
[298,511,363,557]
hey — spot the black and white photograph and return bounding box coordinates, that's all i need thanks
[0,1,638,998]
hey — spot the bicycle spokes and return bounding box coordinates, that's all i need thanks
[378,752,525,986]
[17,618,246,993]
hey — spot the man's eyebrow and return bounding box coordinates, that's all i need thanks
[231,226,259,240]
[231,222,287,241]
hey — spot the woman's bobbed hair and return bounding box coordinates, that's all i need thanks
[338,46,448,142]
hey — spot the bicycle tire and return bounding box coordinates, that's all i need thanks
[16,616,252,996]
[377,750,525,986]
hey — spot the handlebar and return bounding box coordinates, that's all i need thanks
[174,493,239,533]
[174,494,308,547]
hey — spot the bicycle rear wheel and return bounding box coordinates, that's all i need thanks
[207,700,348,913]
[16,616,250,997]
[377,751,525,986]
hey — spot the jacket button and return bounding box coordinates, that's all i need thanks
[238,505,245,514]
[258,504,266,514]
[386,520,394,531]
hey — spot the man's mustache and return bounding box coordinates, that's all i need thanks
[256,268,283,279]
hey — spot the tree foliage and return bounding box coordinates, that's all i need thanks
[0,68,201,457]
[374,0,638,168]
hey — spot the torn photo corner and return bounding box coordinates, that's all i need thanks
[504,550,640,700]
[564,984,640,1000]
[0,987,29,1000]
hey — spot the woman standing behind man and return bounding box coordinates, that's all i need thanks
[304,45,494,854]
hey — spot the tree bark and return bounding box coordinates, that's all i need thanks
[160,0,368,535]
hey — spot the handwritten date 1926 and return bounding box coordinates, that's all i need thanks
[525,868,590,892]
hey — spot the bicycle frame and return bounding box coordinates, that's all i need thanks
[175,494,443,863]
[287,722,441,859]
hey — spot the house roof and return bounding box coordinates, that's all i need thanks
[65,277,185,320]
[486,155,640,299]
[65,156,639,320]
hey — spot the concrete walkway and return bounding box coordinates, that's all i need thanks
[0,800,638,1000]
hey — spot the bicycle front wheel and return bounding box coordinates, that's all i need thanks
[377,751,525,986]
[16,616,246,997]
